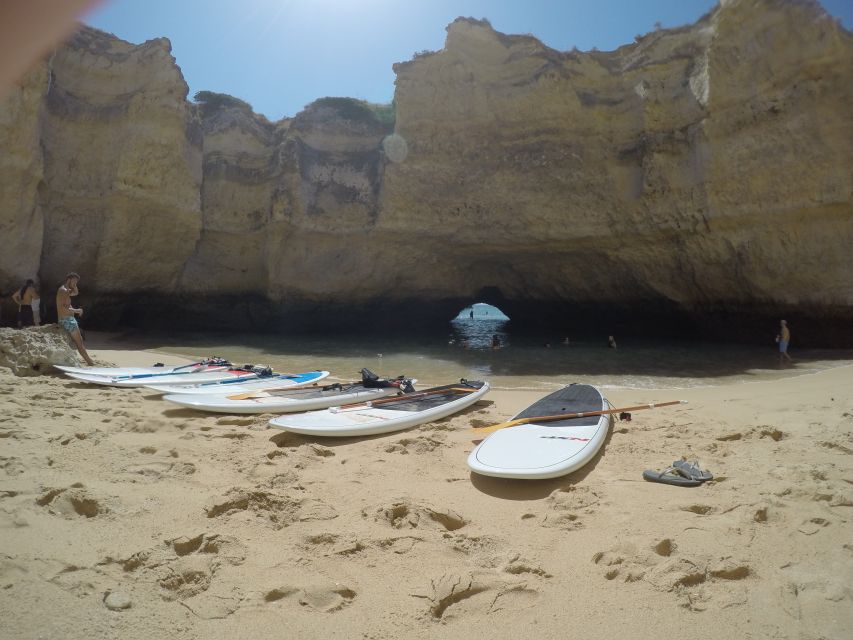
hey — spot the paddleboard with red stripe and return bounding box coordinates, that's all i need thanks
[468,384,610,480]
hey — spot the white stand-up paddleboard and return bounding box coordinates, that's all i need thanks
[468,384,610,480]
[145,370,329,395]
[54,362,218,378]
[63,367,261,388]
[164,378,416,414]
[270,380,489,437]
[55,365,176,377]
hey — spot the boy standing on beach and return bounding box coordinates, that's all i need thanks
[776,320,792,365]
[56,272,94,366]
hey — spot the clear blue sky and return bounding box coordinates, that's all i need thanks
[83,0,852,121]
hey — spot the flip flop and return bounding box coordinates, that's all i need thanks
[673,459,713,482]
[642,467,703,487]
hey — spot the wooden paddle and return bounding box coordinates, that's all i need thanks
[333,386,477,411]
[471,400,687,435]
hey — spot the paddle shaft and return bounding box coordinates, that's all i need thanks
[113,364,227,380]
[227,381,338,401]
[472,400,686,434]
[336,386,477,411]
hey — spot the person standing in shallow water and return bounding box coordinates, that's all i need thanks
[56,272,94,365]
[776,320,792,365]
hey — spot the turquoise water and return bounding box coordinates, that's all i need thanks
[128,319,853,391]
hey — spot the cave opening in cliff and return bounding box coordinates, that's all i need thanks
[449,303,510,349]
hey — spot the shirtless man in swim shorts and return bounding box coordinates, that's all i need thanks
[56,272,94,365]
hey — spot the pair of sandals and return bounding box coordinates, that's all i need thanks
[643,459,713,487]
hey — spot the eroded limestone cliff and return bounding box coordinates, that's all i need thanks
[383,0,852,332]
[0,0,850,343]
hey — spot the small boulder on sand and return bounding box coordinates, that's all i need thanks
[103,590,132,611]
[0,326,80,376]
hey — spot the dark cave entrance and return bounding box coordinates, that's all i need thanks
[449,302,511,349]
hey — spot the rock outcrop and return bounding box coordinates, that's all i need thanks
[0,326,81,376]
[0,64,46,288]
[1,26,203,307]
[0,1,850,343]
[383,1,852,336]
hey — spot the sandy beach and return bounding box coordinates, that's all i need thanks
[1,341,851,640]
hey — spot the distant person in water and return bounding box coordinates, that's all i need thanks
[608,335,618,349]
[469,308,474,319]
[11,279,38,327]
[491,334,501,349]
[775,320,791,364]
[56,272,94,365]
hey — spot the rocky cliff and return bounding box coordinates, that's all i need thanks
[0,0,850,344]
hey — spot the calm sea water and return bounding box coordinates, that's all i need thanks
[127,316,853,391]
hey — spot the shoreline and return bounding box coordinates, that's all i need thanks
[2,339,851,639]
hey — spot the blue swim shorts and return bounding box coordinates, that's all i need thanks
[778,340,789,353]
[59,316,79,333]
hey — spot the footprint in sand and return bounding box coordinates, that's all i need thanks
[300,531,427,557]
[679,504,716,516]
[205,488,337,529]
[413,572,538,619]
[123,460,196,480]
[537,486,601,530]
[263,581,357,613]
[592,540,753,611]
[158,557,214,601]
[384,434,447,455]
[0,454,25,476]
[49,431,101,446]
[215,431,252,440]
[124,418,171,434]
[502,554,552,578]
[366,499,467,532]
[548,486,600,510]
[90,532,247,610]
[36,484,108,519]
[216,416,255,427]
[797,517,831,535]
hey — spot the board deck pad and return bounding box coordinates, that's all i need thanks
[367,382,485,412]
[513,384,602,427]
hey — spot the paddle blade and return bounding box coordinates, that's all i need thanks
[472,419,528,435]
[226,391,266,400]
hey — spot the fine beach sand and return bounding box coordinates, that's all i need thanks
[1,342,851,639]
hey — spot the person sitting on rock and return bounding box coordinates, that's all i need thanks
[56,272,94,365]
